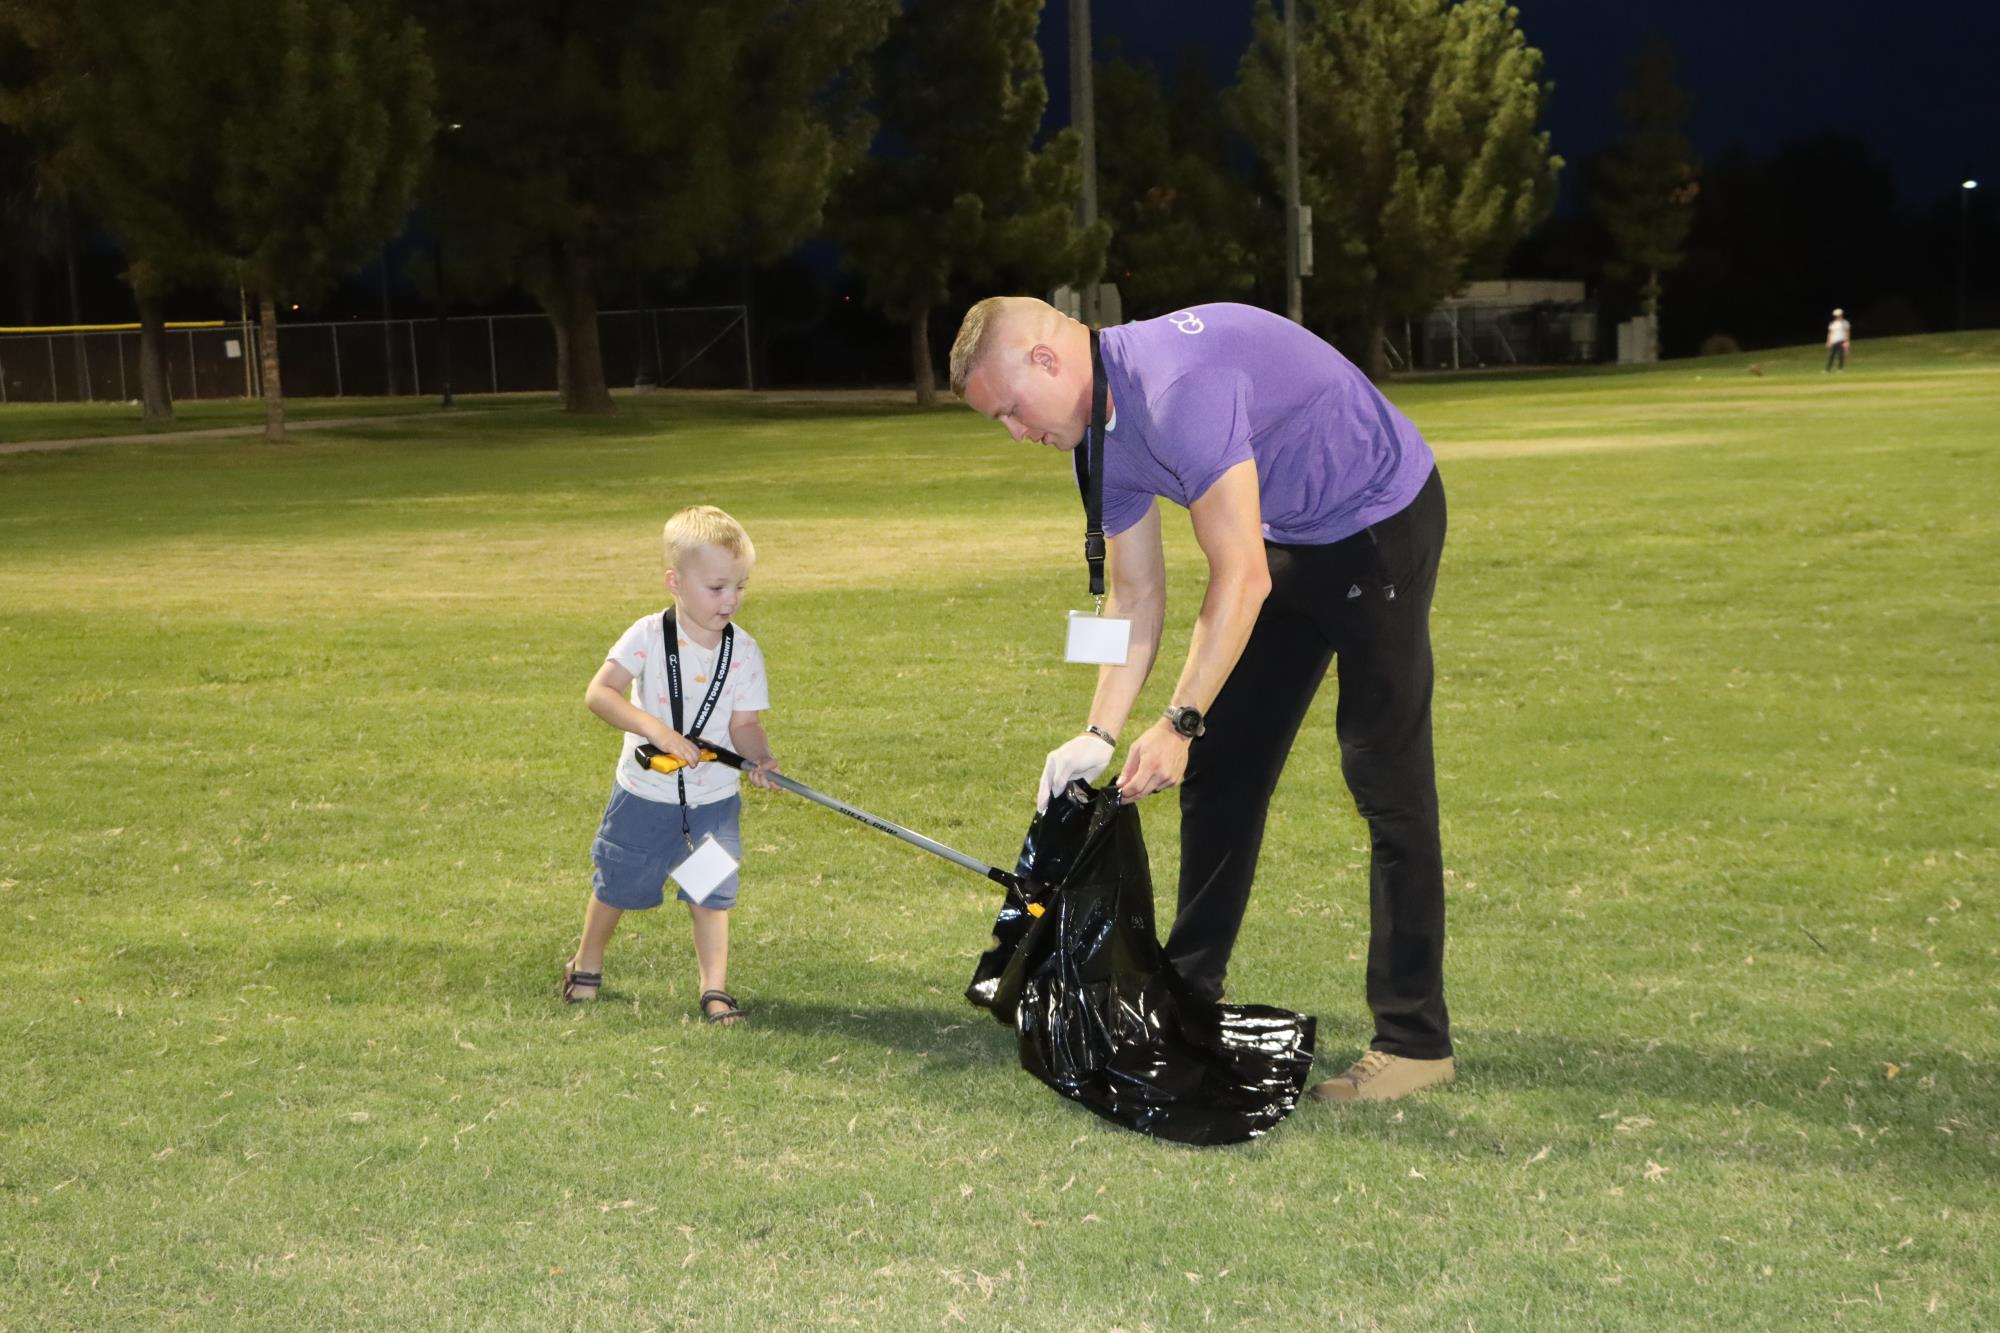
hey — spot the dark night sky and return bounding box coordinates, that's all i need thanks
[1037,1,2000,214]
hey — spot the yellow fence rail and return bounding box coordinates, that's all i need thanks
[0,321,228,334]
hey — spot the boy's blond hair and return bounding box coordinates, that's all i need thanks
[663,505,755,570]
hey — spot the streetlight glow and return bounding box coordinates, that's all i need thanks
[1958,180,1979,329]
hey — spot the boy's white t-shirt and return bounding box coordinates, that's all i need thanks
[606,611,770,805]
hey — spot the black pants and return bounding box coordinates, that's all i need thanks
[1826,341,1847,371]
[1166,466,1451,1058]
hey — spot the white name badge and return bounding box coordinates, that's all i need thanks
[1065,611,1131,665]
[670,834,740,904]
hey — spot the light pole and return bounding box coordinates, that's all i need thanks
[379,242,399,397]
[435,237,453,409]
[1069,0,1100,328]
[1960,180,1978,331]
[434,120,465,408]
[1283,0,1302,325]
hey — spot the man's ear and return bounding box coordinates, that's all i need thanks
[1029,343,1059,376]
[664,566,681,597]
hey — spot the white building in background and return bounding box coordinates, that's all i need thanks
[1412,279,1598,370]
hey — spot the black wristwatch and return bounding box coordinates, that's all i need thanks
[1163,704,1206,739]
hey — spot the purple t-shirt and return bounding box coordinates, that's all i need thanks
[1096,304,1435,544]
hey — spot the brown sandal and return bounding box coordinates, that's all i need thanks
[561,961,602,1004]
[699,989,746,1024]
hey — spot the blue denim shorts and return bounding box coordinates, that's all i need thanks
[590,785,743,911]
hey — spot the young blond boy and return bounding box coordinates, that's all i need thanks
[562,505,779,1023]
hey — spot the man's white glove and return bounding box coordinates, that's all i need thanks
[1038,733,1114,812]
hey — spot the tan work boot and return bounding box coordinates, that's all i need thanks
[1308,1049,1455,1102]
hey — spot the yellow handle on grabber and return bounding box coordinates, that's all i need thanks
[638,745,718,776]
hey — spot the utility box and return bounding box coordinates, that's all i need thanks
[1616,314,1659,364]
[1052,283,1124,327]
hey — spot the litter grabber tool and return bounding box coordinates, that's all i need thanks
[634,742,1046,916]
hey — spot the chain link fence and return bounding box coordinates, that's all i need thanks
[0,306,751,404]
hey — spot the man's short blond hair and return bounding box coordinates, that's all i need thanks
[949,296,1064,398]
[948,297,1012,398]
[663,504,755,570]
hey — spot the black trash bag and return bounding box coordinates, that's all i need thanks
[965,782,1317,1146]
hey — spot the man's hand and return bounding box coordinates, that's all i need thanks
[745,757,783,791]
[1116,719,1191,802]
[1038,733,1114,812]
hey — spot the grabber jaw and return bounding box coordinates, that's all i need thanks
[986,864,1048,918]
[966,868,1055,1010]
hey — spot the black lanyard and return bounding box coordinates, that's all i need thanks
[1073,327,1108,604]
[662,607,734,810]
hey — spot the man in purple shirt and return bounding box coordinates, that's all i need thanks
[949,297,1453,1103]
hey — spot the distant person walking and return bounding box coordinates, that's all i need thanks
[1825,308,1851,372]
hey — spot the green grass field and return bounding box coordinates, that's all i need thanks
[3,334,1996,1328]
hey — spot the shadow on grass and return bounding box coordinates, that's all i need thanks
[733,997,1019,1071]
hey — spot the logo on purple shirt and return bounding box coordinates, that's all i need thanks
[1095,303,1435,545]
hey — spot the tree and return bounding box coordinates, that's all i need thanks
[5,5,198,422]
[2,0,433,437]
[1590,41,1698,361]
[4,6,181,416]
[1094,48,1264,319]
[0,20,66,353]
[419,0,891,415]
[834,0,1106,406]
[1233,0,1560,379]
